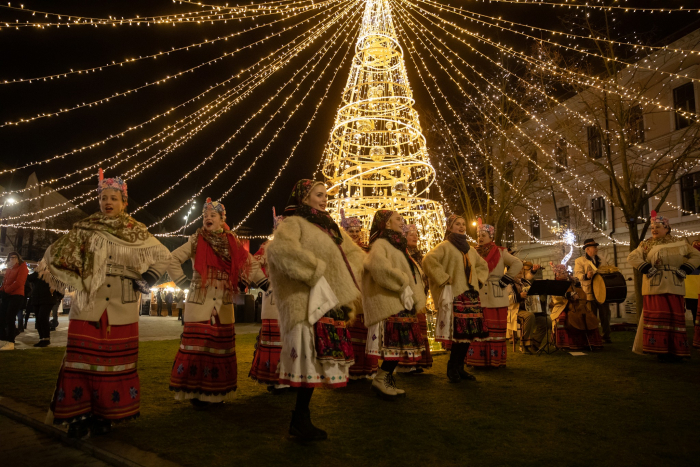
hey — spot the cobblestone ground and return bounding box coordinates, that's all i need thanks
[0,414,108,467]
[12,315,261,349]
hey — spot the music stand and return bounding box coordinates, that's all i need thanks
[527,280,571,356]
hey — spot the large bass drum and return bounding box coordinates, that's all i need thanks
[592,270,627,304]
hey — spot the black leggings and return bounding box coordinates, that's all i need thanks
[0,294,24,343]
[449,342,470,366]
[380,360,398,374]
[295,387,314,412]
[35,304,53,340]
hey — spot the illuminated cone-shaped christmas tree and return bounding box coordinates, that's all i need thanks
[321,0,444,248]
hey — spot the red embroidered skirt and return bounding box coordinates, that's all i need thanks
[381,310,424,362]
[466,307,508,368]
[554,310,603,350]
[50,311,140,424]
[397,312,433,370]
[347,314,378,379]
[169,319,238,401]
[249,319,283,385]
[642,294,690,357]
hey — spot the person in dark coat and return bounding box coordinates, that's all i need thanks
[27,272,63,347]
[156,290,163,316]
[165,291,173,316]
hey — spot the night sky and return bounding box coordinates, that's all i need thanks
[0,0,696,252]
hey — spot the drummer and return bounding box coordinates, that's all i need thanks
[574,238,612,344]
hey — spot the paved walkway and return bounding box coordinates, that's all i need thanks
[0,396,182,467]
[0,414,108,467]
[13,315,261,349]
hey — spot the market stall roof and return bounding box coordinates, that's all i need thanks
[154,281,177,289]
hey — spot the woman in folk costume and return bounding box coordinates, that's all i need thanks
[167,198,266,409]
[341,208,370,253]
[249,208,290,393]
[339,209,378,380]
[363,210,426,399]
[692,240,700,349]
[627,211,700,361]
[396,223,433,373]
[549,263,604,350]
[423,214,489,382]
[40,170,171,438]
[472,220,522,368]
[266,180,364,441]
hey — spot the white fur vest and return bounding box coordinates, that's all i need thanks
[362,238,427,326]
[266,216,364,334]
[423,241,488,304]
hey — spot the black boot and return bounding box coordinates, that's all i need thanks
[67,419,91,439]
[190,398,211,410]
[446,360,461,383]
[289,410,327,441]
[457,366,476,381]
[90,418,112,436]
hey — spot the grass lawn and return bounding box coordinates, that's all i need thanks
[2,331,700,467]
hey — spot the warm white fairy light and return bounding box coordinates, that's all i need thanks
[1,1,353,128]
[3,0,699,247]
[415,0,700,58]
[2,2,357,226]
[474,0,700,14]
[0,0,336,29]
[319,0,445,249]
[0,4,349,220]
[153,2,363,232]
[1,0,341,85]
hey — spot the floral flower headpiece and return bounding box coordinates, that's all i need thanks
[97,168,127,201]
[650,210,669,228]
[340,208,362,231]
[203,197,226,218]
[477,218,494,237]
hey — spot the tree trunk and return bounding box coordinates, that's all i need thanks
[627,222,643,323]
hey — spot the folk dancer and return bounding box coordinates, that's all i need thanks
[574,238,612,343]
[339,210,378,381]
[423,214,489,383]
[249,209,291,393]
[508,262,551,354]
[627,211,700,361]
[474,220,523,367]
[363,210,426,398]
[549,263,604,351]
[40,170,171,438]
[267,180,364,441]
[692,240,700,349]
[396,224,433,373]
[168,198,266,409]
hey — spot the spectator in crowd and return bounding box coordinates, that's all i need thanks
[255,291,263,322]
[165,290,174,316]
[49,300,61,331]
[0,252,29,349]
[156,290,163,316]
[176,290,185,324]
[27,271,63,347]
